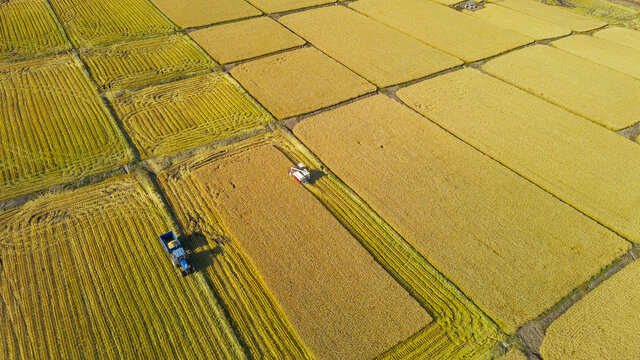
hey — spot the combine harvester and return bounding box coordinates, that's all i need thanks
[159,231,193,276]
[288,163,311,184]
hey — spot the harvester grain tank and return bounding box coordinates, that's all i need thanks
[159,231,193,275]
[288,163,311,184]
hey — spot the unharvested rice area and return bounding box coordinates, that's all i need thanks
[538,0,640,30]
[112,72,273,159]
[0,55,131,201]
[488,0,607,31]
[81,34,217,93]
[294,95,630,333]
[0,175,245,360]
[160,131,506,359]
[48,0,176,48]
[594,27,640,50]
[246,0,333,13]
[540,261,640,360]
[150,0,261,29]
[0,0,71,62]
[192,144,431,360]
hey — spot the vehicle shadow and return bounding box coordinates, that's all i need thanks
[178,232,224,275]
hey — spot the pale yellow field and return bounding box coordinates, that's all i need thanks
[488,0,606,31]
[230,47,375,119]
[81,34,216,93]
[279,6,462,87]
[294,95,630,333]
[150,0,260,29]
[0,0,71,62]
[112,72,273,159]
[0,55,131,200]
[594,27,640,50]
[246,0,333,13]
[397,68,640,243]
[48,0,176,48]
[0,175,244,359]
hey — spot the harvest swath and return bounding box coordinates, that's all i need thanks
[113,72,274,159]
[48,0,176,48]
[81,34,217,93]
[0,55,131,201]
[158,129,506,359]
[0,0,71,62]
[0,174,245,360]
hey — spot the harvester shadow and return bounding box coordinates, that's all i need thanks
[307,169,326,185]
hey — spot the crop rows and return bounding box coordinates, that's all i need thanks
[48,0,176,48]
[0,0,71,63]
[0,174,245,359]
[113,72,274,159]
[0,54,131,201]
[80,34,216,93]
[159,129,506,359]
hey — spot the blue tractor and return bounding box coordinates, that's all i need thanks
[159,231,193,275]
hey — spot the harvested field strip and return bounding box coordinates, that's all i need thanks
[48,0,176,48]
[0,175,245,359]
[0,54,131,201]
[159,130,506,359]
[112,72,273,159]
[0,0,71,63]
[160,167,312,359]
[81,34,217,93]
[535,0,640,30]
[488,0,607,31]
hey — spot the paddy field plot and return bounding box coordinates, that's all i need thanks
[397,68,640,243]
[532,0,640,30]
[159,131,505,359]
[230,47,375,119]
[294,95,630,333]
[81,34,217,93]
[0,0,71,63]
[540,261,640,360]
[279,6,462,88]
[150,0,261,29]
[0,54,131,201]
[0,175,244,360]
[349,0,532,63]
[48,0,176,48]
[594,27,640,50]
[112,72,273,159]
[488,0,606,31]
[246,0,333,13]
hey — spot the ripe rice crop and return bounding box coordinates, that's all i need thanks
[0,0,71,62]
[0,174,245,359]
[0,54,131,201]
[48,0,176,48]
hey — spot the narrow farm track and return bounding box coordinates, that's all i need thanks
[0,0,71,62]
[158,130,506,359]
[0,175,245,359]
[0,54,131,201]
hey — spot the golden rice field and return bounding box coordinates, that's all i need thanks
[0,0,71,62]
[80,34,216,93]
[112,72,274,159]
[0,174,245,359]
[48,0,176,48]
[0,55,131,201]
[158,129,506,359]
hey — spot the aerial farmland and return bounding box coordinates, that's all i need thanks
[1,0,639,359]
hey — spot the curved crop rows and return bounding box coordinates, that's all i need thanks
[81,34,216,93]
[0,174,245,360]
[159,130,506,359]
[48,0,176,48]
[0,0,71,62]
[113,72,273,159]
[0,55,131,201]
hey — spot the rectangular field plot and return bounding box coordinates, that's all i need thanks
[159,131,506,359]
[0,0,71,62]
[81,34,217,93]
[49,0,176,48]
[0,55,131,201]
[293,95,630,333]
[0,175,244,360]
[150,0,261,29]
[112,72,273,159]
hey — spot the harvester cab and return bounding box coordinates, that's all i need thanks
[288,163,311,184]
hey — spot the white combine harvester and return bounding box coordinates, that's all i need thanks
[288,163,311,184]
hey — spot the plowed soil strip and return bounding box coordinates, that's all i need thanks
[150,0,261,29]
[279,6,461,88]
[0,175,245,360]
[81,34,217,93]
[112,72,273,159]
[397,68,640,243]
[294,95,630,333]
[0,0,71,62]
[0,55,131,201]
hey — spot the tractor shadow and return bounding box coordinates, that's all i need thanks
[178,232,224,275]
